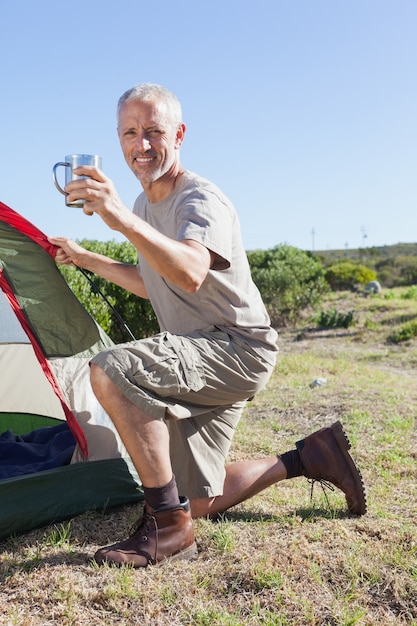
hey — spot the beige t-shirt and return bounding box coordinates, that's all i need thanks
[133,171,278,363]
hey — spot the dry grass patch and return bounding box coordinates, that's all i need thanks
[1,290,416,625]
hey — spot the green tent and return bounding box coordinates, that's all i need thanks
[0,202,143,539]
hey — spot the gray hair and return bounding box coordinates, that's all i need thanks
[117,83,183,128]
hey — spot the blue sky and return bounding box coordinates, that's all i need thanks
[1,0,416,252]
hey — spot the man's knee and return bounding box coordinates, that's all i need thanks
[90,362,113,398]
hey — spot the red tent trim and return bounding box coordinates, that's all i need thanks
[0,203,88,458]
[0,201,58,259]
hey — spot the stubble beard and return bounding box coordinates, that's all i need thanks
[133,156,176,185]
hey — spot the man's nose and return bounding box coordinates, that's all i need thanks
[136,134,151,152]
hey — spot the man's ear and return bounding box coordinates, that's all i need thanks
[175,123,186,149]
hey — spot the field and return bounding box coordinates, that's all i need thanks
[0,288,416,625]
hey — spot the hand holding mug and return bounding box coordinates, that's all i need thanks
[52,154,102,208]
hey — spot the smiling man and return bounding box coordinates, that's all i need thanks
[49,83,366,568]
[118,86,185,191]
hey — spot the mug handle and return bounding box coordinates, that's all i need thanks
[52,162,70,195]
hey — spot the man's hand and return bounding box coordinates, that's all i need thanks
[65,166,134,233]
[48,237,86,267]
[48,235,148,298]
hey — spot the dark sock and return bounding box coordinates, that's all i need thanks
[280,449,304,479]
[143,475,180,511]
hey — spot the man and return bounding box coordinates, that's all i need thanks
[49,83,366,569]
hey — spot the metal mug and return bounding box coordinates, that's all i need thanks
[52,154,102,208]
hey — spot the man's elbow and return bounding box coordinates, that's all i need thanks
[182,270,207,293]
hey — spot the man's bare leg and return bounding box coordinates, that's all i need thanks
[91,363,200,567]
[90,363,291,519]
[90,363,173,488]
[190,457,288,519]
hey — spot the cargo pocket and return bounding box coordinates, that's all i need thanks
[163,333,206,393]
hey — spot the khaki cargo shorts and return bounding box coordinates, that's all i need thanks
[91,327,275,499]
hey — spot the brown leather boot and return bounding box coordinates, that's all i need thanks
[296,421,367,515]
[94,497,198,567]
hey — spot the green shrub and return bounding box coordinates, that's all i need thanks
[388,319,417,343]
[401,286,417,300]
[399,257,417,285]
[375,255,417,288]
[59,240,158,342]
[247,245,329,325]
[325,261,376,291]
[61,241,329,337]
[316,309,355,329]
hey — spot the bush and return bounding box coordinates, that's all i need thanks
[400,285,417,300]
[388,319,417,343]
[247,245,329,325]
[61,241,329,337]
[325,261,376,291]
[59,240,158,342]
[316,309,355,329]
[374,255,417,288]
[399,257,417,286]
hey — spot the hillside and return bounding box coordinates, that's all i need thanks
[315,241,417,262]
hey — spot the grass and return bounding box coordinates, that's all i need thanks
[0,288,416,625]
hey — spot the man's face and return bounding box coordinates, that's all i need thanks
[117,98,184,185]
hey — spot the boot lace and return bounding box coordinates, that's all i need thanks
[307,479,335,508]
[129,513,156,540]
[126,513,158,564]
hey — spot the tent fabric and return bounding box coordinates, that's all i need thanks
[0,458,142,540]
[0,201,143,538]
[0,286,27,342]
[0,413,62,437]
[0,201,118,457]
[0,217,112,358]
[0,203,115,456]
[0,341,66,418]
